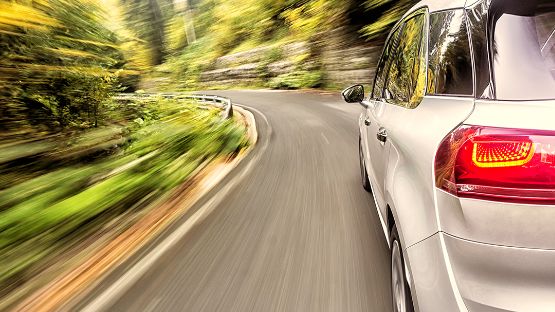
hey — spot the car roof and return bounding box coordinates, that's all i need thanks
[392,0,468,36]
[387,0,475,43]
[403,0,471,18]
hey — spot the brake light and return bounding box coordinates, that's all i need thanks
[472,138,536,168]
[435,125,555,204]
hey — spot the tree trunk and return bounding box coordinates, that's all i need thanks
[148,0,166,65]
[183,0,196,44]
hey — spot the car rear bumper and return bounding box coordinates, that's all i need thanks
[406,232,555,312]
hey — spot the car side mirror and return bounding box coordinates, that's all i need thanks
[342,85,365,103]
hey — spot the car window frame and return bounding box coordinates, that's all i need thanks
[383,11,428,108]
[426,8,475,98]
[370,7,429,109]
[371,24,403,100]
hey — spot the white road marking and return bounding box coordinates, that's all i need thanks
[80,105,271,312]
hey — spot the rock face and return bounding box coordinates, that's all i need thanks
[199,29,381,90]
[315,26,382,88]
[200,63,260,82]
[267,61,295,76]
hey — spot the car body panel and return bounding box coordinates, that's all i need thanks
[359,109,392,246]
[465,100,555,131]
[406,232,467,312]
[436,99,555,249]
[446,233,555,312]
[408,232,555,312]
[438,190,555,250]
[364,100,391,216]
[370,96,474,248]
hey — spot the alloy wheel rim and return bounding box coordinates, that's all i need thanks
[391,240,407,312]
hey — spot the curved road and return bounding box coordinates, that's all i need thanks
[77,90,392,312]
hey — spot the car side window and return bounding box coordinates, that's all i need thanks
[427,10,473,96]
[372,27,402,99]
[384,13,426,108]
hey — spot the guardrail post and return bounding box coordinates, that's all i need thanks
[222,98,233,119]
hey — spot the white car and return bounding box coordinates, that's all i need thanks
[342,0,555,311]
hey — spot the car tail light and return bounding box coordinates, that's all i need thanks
[435,125,555,204]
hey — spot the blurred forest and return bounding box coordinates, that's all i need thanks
[1,0,417,137]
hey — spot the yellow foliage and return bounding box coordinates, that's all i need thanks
[55,35,119,49]
[281,0,347,40]
[45,47,115,61]
[166,15,187,53]
[0,2,59,31]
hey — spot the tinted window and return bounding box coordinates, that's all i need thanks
[468,0,555,100]
[372,27,402,99]
[384,14,426,108]
[427,10,473,96]
[489,1,555,100]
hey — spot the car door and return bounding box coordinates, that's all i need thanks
[366,11,427,213]
[363,24,404,211]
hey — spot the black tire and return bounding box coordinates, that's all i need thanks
[359,137,372,192]
[390,225,415,312]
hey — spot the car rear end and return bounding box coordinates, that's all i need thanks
[410,1,555,311]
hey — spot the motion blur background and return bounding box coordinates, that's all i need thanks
[0,0,416,308]
[2,0,418,130]
[1,0,421,141]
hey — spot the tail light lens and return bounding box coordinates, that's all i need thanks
[435,125,555,204]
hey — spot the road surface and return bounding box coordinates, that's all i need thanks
[77,90,392,312]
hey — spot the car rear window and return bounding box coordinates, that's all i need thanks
[477,0,555,100]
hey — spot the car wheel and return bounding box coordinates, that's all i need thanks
[390,225,414,312]
[359,137,372,192]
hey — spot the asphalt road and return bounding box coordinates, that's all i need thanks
[77,90,392,312]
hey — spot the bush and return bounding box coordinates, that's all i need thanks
[0,97,249,294]
[269,70,323,89]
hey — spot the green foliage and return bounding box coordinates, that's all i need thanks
[159,36,215,90]
[0,0,127,137]
[361,0,419,40]
[198,0,351,56]
[269,70,322,89]
[160,0,419,90]
[180,0,418,56]
[0,97,248,293]
[280,0,348,40]
[208,0,282,55]
[267,46,284,63]
[118,0,176,65]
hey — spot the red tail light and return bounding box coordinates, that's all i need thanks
[435,125,555,204]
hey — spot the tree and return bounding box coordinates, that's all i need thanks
[120,0,171,65]
[0,0,123,134]
[362,0,419,41]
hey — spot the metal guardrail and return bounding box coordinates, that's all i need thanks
[115,93,233,119]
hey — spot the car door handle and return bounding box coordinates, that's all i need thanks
[364,118,371,126]
[377,127,387,143]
